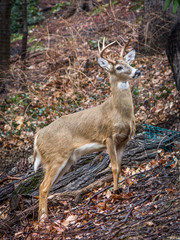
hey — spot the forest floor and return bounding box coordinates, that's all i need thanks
[0,0,180,239]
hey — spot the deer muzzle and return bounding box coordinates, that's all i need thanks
[133,70,141,78]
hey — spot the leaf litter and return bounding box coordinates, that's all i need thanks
[0,0,179,239]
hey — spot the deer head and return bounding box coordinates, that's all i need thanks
[98,37,141,84]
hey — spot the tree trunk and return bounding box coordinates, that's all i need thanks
[0,0,11,93]
[166,20,180,91]
[138,0,180,54]
[77,0,93,11]
[21,0,28,61]
[138,0,180,91]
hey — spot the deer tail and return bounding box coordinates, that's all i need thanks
[33,135,41,172]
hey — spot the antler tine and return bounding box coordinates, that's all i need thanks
[98,37,116,64]
[98,39,101,53]
[102,37,106,49]
[117,41,123,48]
[118,35,126,43]
[118,36,131,58]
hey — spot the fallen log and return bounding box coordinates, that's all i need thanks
[0,134,164,207]
[0,133,177,230]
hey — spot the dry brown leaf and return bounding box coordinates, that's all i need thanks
[167,188,178,194]
[4,124,11,131]
[15,116,24,130]
[145,221,154,226]
[105,190,112,198]
[62,215,77,227]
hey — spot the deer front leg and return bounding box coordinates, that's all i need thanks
[106,138,119,191]
[116,146,124,182]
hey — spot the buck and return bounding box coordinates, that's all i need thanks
[34,37,141,220]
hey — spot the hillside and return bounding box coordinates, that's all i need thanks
[0,1,179,239]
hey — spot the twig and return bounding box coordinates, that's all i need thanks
[0,175,21,185]
[85,165,160,205]
[123,207,133,223]
[85,184,113,206]
[0,206,9,217]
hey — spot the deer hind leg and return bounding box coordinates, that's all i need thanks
[38,157,73,221]
[39,169,53,221]
[106,138,119,191]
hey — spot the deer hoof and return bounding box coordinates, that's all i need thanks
[114,188,123,194]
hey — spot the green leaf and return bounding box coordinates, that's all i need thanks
[133,86,139,96]
[164,0,172,10]
[172,0,179,13]
[112,0,118,5]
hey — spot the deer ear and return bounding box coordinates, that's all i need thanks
[98,58,112,71]
[124,50,136,64]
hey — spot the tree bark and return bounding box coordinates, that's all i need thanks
[21,0,28,61]
[0,0,11,93]
[138,0,180,90]
[77,0,93,12]
[166,20,180,91]
[138,0,180,54]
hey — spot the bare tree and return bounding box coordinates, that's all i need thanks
[0,0,11,93]
[138,0,180,91]
[166,20,180,91]
[77,0,93,11]
[21,0,28,61]
[138,0,179,54]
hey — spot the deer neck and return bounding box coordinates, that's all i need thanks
[110,76,134,119]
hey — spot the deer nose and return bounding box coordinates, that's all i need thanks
[134,70,141,78]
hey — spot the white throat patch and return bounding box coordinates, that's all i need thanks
[118,81,129,90]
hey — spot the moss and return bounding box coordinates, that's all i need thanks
[14,171,44,195]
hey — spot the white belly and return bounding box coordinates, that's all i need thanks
[71,143,106,162]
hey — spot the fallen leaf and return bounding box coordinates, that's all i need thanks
[167,188,178,194]
[97,201,106,210]
[15,116,24,129]
[140,106,146,111]
[53,226,65,234]
[62,215,77,227]
[4,124,11,131]
[145,221,154,226]
[126,178,134,186]
[105,190,112,198]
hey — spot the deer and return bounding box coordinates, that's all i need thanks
[34,37,141,221]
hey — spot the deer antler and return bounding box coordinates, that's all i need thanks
[98,37,131,62]
[98,37,116,64]
[118,36,131,58]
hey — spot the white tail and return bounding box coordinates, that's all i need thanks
[34,37,141,221]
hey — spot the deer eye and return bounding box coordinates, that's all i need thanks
[116,66,123,71]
